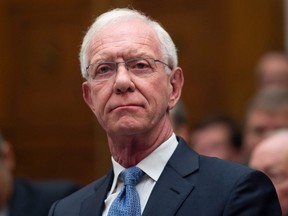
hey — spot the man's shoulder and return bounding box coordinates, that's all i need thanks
[14,178,80,198]
[199,155,252,174]
[196,155,273,190]
[10,178,80,216]
[56,175,107,203]
[48,175,109,215]
[175,139,267,186]
[176,138,255,178]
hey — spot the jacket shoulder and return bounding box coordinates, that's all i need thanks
[49,175,109,216]
[9,178,80,216]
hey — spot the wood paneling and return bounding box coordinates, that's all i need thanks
[1,0,109,185]
[0,0,284,184]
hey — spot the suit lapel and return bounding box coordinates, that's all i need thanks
[80,170,113,216]
[142,138,199,216]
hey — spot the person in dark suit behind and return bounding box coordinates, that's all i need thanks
[0,132,80,216]
[49,8,281,216]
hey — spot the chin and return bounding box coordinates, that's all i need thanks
[111,124,146,136]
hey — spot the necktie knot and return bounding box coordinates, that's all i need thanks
[108,166,144,216]
[122,166,144,186]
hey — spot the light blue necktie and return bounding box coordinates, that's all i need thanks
[108,166,144,216]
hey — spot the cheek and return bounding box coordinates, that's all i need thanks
[152,88,170,113]
[140,77,169,103]
[90,86,110,116]
[276,182,288,197]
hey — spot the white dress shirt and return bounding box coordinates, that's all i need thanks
[102,133,178,216]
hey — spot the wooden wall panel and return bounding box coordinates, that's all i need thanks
[224,0,284,122]
[0,0,284,185]
[0,1,14,130]
[1,0,109,185]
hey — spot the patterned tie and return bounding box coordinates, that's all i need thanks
[108,166,144,216]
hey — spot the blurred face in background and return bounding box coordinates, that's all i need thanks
[257,53,288,91]
[249,133,288,215]
[243,108,288,162]
[190,123,240,163]
[0,142,14,210]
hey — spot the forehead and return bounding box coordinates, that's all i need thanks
[253,137,288,162]
[88,19,161,62]
[248,109,288,123]
[260,57,288,72]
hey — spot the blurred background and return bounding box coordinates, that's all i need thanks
[0,0,285,185]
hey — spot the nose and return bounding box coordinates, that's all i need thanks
[113,64,135,94]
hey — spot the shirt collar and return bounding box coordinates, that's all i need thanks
[110,133,178,193]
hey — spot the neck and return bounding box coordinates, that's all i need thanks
[108,119,173,167]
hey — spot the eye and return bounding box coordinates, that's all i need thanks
[128,58,152,70]
[96,63,114,74]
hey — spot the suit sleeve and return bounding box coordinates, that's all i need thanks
[223,170,282,216]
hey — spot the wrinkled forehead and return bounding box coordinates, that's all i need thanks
[87,19,162,60]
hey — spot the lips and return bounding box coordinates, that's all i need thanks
[109,103,143,112]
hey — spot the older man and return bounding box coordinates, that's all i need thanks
[250,129,288,216]
[49,8,281,216]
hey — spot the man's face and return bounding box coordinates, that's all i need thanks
[249,138,288,215]
[258,57,288,90]
[191,124,238,162]
[243,109,288,161]
[82,20,182,137]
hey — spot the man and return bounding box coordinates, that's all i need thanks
[249,129,288,216]
[190,115,242,163]
[49,8,281,215]
[0,132,79,216]
[242,88,288,163]
[255,51,288,91]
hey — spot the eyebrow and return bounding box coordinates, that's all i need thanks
[91,52,155,64]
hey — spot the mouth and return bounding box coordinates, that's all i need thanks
[110,104,143,112]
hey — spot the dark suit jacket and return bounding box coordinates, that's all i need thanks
[8,178,80,216]
[49,138,281,216]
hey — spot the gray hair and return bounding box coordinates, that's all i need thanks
[79,8,178,79]
[248,89,288,110]
[246,88,288,117]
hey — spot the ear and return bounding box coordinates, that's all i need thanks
[2,142,15,171]
[168,67,184,110]
[82,81,96,112]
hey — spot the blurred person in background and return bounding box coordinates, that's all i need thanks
[190,115,242,163]
[255,51,288,91]
[0,132,79,216]
[242,88,288,164]
[249,129,288,216]
[170,100,190,143]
